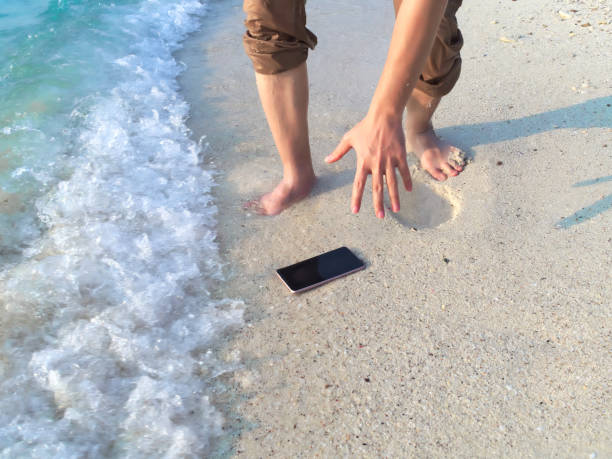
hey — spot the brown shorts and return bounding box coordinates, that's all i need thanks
[243,0,463,98]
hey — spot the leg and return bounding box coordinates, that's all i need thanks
[242,0,317,215]
[394,0,467,181]
[405,88,465,181]
[250,62,315,215]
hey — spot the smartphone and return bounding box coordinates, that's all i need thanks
[276,247,365,294]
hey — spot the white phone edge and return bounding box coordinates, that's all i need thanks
[276,264,366,294]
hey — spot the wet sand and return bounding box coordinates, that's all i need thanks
[178,0,611,456]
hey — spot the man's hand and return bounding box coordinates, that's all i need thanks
[324,0,447,219]
[325,113,412,218]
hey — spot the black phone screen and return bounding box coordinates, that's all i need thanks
[276,247,365,293]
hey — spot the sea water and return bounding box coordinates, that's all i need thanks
[0,0,242,456]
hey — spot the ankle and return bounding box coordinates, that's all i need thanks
[407,121,434,137]
[282,167,315,188]
[405,90,440,134]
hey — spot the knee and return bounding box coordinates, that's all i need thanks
[242,0,317,75]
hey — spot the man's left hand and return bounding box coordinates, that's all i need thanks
[325,113,412,218]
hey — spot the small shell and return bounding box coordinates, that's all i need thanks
[558,10,572,20]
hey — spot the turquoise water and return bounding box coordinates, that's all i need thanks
[0,1,242,456]
[0,0,142,254]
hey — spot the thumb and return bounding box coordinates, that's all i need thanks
[325,136,352,163]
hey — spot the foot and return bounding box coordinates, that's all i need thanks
[406,125,466,181]
[243,174,316,216]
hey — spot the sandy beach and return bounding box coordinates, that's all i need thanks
[178,0,611,456]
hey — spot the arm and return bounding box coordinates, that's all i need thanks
[325,0,448,217]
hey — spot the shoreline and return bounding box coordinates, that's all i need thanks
[0,1,238,456]
[179,0,611,456]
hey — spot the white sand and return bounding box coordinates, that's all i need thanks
[178,0,611,456]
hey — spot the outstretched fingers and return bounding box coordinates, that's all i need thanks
[351,167,367,214]
[386,163,400,212]
[326,135,352,164]
[372,169,385,219]
[397,158,413,191]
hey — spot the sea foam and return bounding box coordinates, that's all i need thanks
[0,1,242,456]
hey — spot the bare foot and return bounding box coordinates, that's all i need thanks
[243,174,316,216]
[407,125,467,181]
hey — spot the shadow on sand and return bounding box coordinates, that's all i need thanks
[438,95,611,153]
[555,175,612,229]
[439,95,612,228]
[314,97,611,199]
